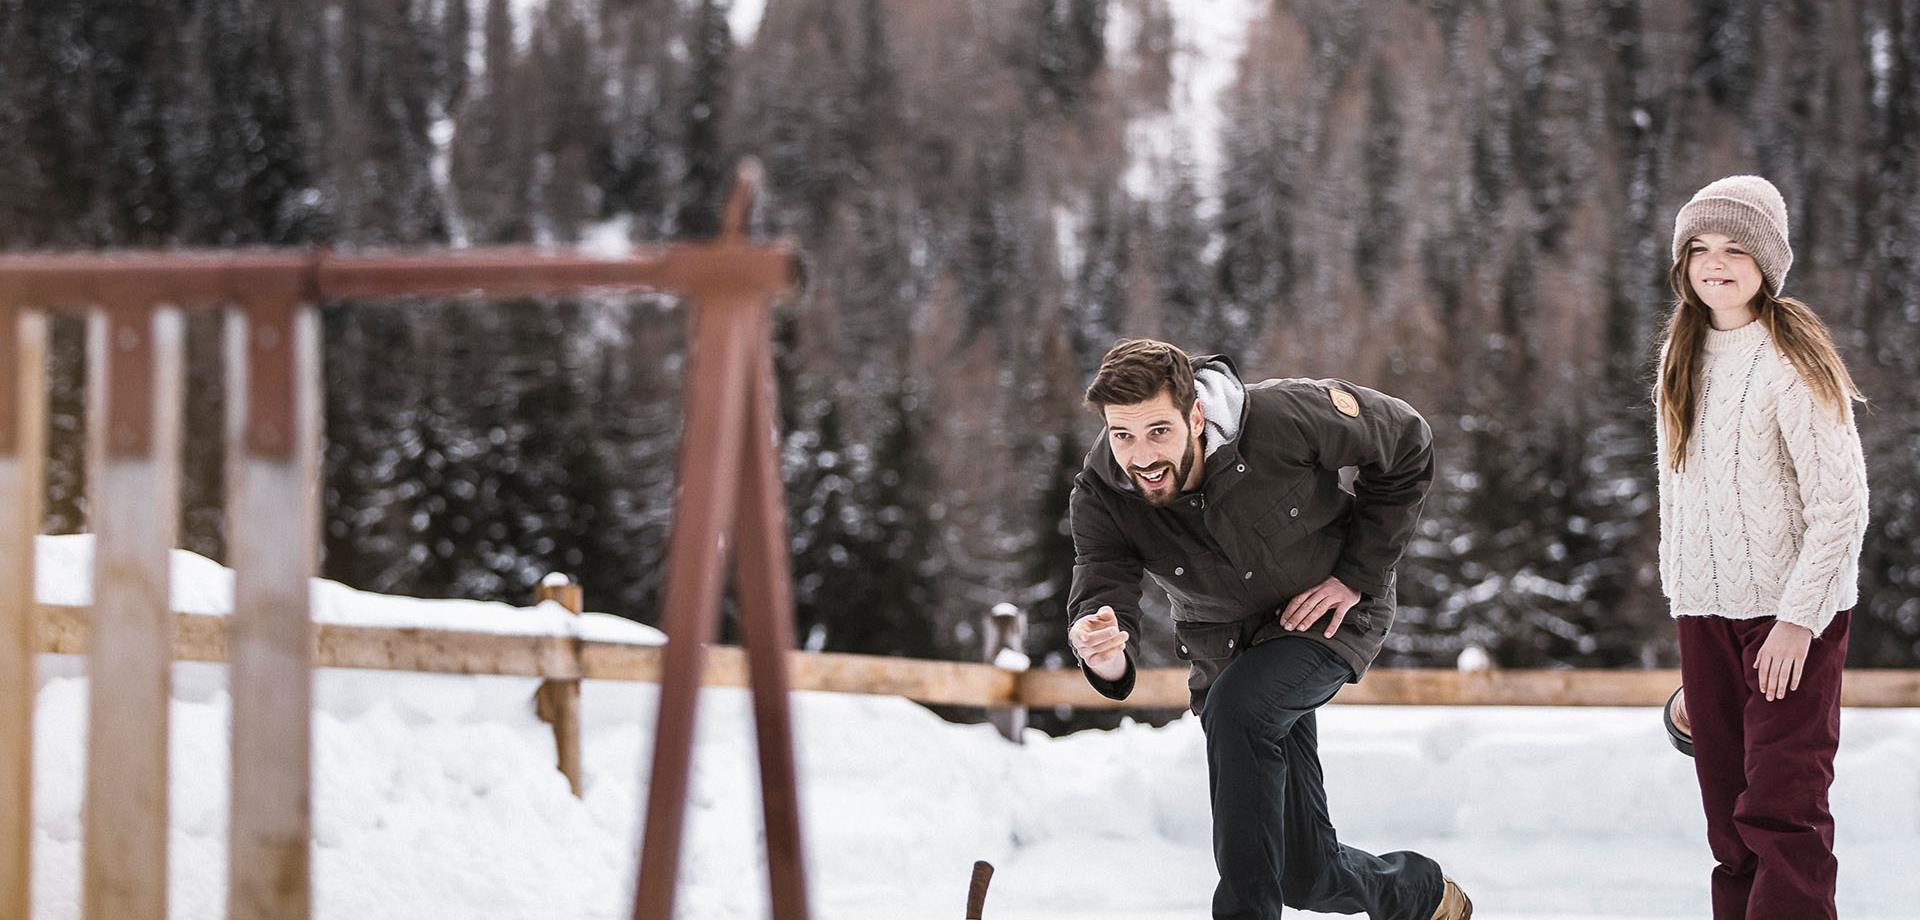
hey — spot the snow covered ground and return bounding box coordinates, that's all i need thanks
[24,536,1920,919]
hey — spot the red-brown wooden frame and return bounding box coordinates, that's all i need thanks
[0,160,808,920]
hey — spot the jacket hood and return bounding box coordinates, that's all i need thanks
[1086,354,1247,495]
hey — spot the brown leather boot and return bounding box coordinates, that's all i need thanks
[1431,875,1472,919]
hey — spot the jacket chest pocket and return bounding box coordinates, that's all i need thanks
[1251,475,1310,544]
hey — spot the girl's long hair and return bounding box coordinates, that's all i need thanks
[1655,254,1862,472]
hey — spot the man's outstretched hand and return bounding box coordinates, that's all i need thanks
[1279,576,1361,638]
[1069,606,1130,682]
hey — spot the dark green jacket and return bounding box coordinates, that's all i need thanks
[1067,356,1434,713]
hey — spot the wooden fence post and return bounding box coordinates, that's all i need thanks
[224,300,322,920]
[984,603,1027,743]
[83,307,185,920]
[1,308,47,920]
[534,574,585,797]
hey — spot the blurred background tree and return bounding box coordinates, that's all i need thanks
[5,0,1917,734]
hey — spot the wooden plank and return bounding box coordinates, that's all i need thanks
[35,612,1014,701]
[780,651,1019,706]
[0,246,800,309]
[1330,668,1686,707]
[1007,664,1920,710]
[0,252,310,315]
[82,309,183,920]
[318,622,582,675]
[1020,667,1686,710]
[1,309,47,920]
[1837,669,1920,708]
[224,306,320,920]
[1017,666,1193,710]
[35,606,571,673]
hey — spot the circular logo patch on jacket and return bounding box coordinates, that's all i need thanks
[1328,386,1360,418]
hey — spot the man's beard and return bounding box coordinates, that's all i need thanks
[1133,434,1198,508]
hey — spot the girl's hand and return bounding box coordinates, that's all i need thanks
[1755,621,1814,701]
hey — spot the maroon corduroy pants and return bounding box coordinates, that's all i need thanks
[1677,611,1850,920]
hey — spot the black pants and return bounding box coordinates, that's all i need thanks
[1200,637,1444,920]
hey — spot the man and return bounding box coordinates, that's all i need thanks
[1066,339,1471,920]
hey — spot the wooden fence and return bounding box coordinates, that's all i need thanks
[16,595,1920,830]
[26,601,1920,713]
[0,162,807,920]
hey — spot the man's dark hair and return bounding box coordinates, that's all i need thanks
[1084,338,1196,411]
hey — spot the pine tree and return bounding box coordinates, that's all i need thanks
[452,0,535,242]
[1155,151,1214,349]
[594,2,673,229]
[675,0,732,237]
[183,0,322,245]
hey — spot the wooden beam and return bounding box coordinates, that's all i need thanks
[781,652,1019,707]
[1020,668,1697,709]
[1024,666,1920,709]
[1835,669,1920,708]
[1,309,47,920]
[0,245,799,312]
[0,252,311,315]
[34,607,1026,705]
[1329,668,1687,707]
[1016,667,1194,710]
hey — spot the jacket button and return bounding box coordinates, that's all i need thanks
[1236,463,1246,472]
[1179,644,1188,655]
[1243,571,1253,579]
[1174,566,1184,575]
[1227,638,1235,649]
[1289,507,1299,517]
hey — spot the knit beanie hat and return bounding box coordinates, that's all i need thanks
[1671,175,1793,294]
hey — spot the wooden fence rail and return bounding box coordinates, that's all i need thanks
[30,604,1920,711]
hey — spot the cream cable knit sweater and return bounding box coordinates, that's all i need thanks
[1656,320,1870,638]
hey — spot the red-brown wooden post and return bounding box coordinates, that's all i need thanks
[729,314,811,913]
[632,161,811,920]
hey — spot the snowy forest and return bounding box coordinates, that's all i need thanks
[4,0,1919,692]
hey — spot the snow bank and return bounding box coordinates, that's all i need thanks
[32,534,664,646]
[23,537,1920,919]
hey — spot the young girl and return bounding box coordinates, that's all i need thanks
[1655,175,1870,920]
